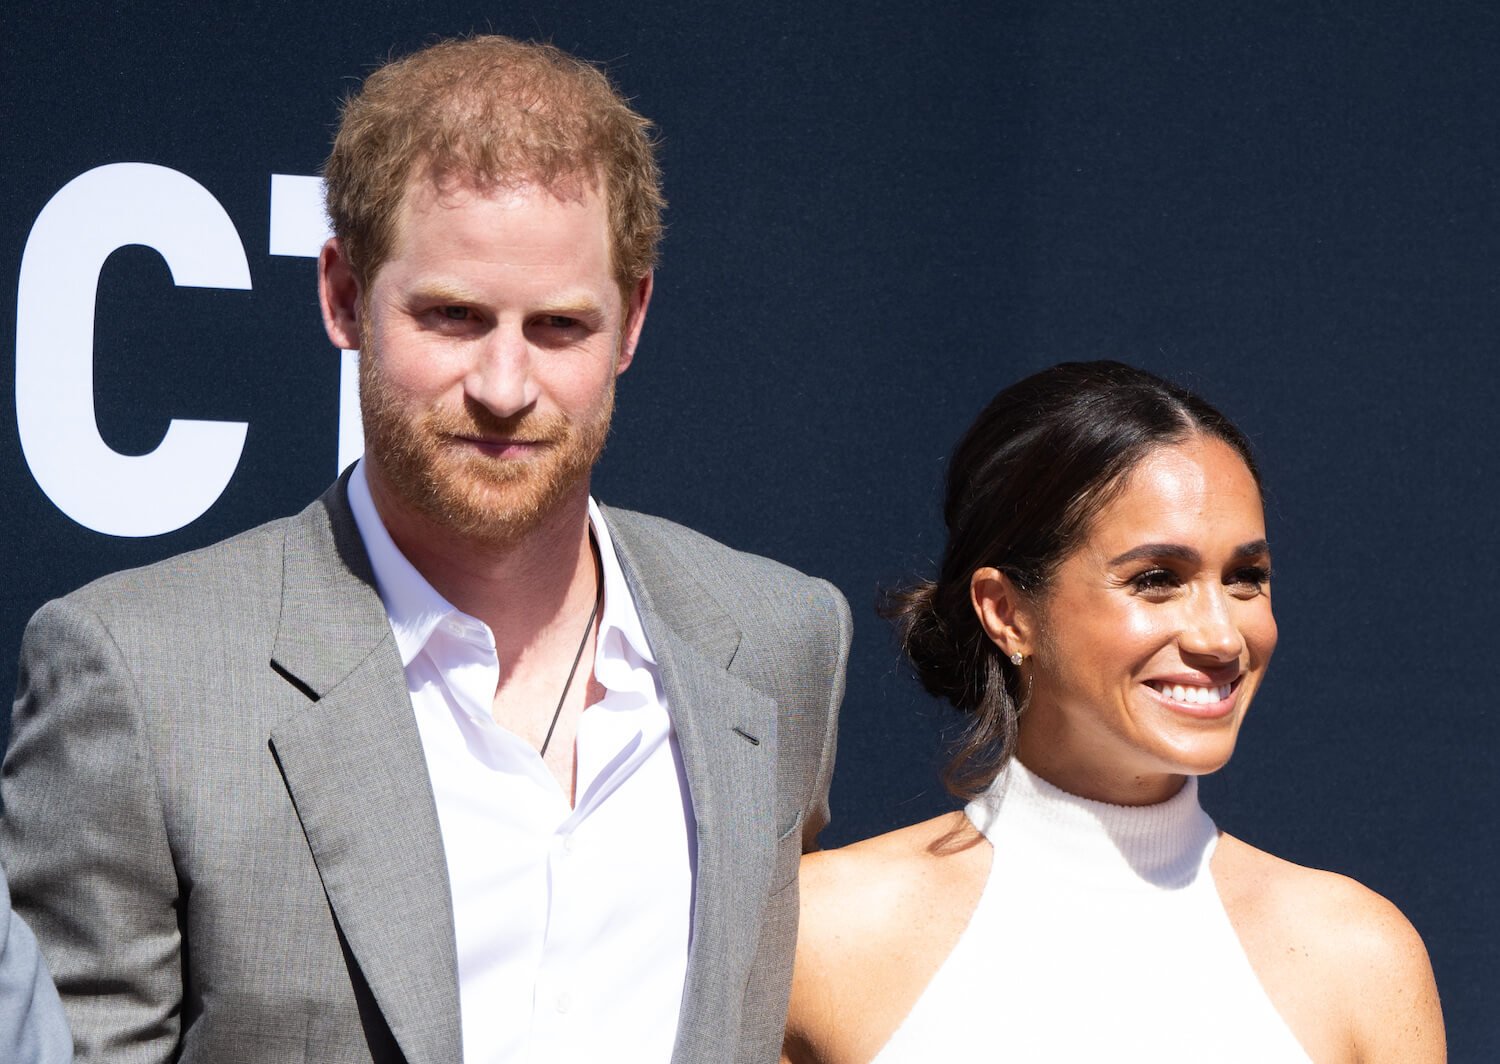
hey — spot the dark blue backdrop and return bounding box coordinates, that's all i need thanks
[3,2,1495,1058]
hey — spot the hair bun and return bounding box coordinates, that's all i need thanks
[881,580,981,711]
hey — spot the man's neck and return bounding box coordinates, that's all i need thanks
[366,472,598,661]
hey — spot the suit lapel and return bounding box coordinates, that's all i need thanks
[602,508,780,1064]
[268,482,461,1064]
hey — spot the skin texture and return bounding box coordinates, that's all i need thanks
[785,437,1445,1064]
[318,174,652,800]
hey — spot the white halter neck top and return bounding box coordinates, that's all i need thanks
[870,760,1313,1062]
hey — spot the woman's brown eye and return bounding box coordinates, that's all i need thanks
[1129,569,1179,593]
[1228,566,1271,593]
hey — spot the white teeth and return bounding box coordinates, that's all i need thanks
[1152,681,1233,705]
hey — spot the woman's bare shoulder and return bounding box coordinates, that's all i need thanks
[1214,832,1432,963]
[799,811,986,950]
[1214,833,1445,1062]
[786,813,990,1064]
[801,811,981,885]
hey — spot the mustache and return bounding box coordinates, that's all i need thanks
[425,401,570,443]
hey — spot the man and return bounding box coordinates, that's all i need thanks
[1,36,848,1064]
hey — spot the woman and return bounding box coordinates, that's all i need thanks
[784,362,1444,1063]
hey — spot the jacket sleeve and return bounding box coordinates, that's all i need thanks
[800,577,851,853]
[1,598,182,1064]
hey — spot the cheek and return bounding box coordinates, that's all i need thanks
[1042,589,1165,661]
[1241,603,1278,662]
[1044,607,1162,689]
[373,336,467,400]
[553,351,622,406]
[1093,596,1174,668]
[1117,601,1167,643]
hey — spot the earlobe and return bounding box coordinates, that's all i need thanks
[617,271,654,374]
[318,238,363,351]
[970,566,1032,659]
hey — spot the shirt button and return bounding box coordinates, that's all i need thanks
[562,835,577,855]
[555,991,572,1014]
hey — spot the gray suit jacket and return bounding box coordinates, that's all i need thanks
[0,479,850,1064]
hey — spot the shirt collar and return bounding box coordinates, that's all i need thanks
[587,496,656,667]
[346,460,655,669]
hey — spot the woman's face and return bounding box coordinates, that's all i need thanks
[1012,436,1277,805]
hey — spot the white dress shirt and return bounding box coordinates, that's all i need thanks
[348,462,695,1064]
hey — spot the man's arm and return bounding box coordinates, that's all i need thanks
[736,574,852,1064]
[800,577,851,853]
[2,597,183,1064]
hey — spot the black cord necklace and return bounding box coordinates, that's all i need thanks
[538,534,603,759]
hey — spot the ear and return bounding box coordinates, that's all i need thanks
[616,271,653,374]
[970,567,1036,659]
[318,237,364,351]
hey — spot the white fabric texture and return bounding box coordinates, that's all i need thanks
[348,462,693,1064]
[871,760,1313,1063]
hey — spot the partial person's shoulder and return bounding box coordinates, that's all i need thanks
[59,511,295,621]
[788,814,990,1064]
[799,812,987,963]
[602,505,833,586]
[601,505,848,620]
[27,487,340,652]
[1215,833,1431,970]
[1214,833,1444,1059]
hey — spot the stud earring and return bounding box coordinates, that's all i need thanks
[1009,651,1024,666]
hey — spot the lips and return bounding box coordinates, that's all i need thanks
[1141,675,1245,719]
[449,434,550,457]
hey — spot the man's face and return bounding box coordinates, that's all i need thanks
[347,175,648,550]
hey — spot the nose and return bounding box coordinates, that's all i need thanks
[464,323,538,419]
[1179,585,1245,663]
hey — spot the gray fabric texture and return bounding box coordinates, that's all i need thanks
[0,861,73,1063]
[0,476,848,1064]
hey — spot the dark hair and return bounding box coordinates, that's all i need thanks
[884,361,1261,799]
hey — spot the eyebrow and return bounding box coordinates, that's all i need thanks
[537,299,607,320]
[1107,539,1271,567]
[408,282,484,306]
[407,284,606,320]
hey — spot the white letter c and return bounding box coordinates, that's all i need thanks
[16,163,250,537]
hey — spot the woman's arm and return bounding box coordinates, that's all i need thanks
[1340,888,1445,1062]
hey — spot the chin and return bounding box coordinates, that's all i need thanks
[1149,731,1242,779]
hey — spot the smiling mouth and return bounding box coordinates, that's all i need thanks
[1145,679,1237,706]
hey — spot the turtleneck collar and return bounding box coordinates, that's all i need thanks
[966,758,1218,890]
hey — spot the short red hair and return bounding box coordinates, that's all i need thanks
[324,35,665,295]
